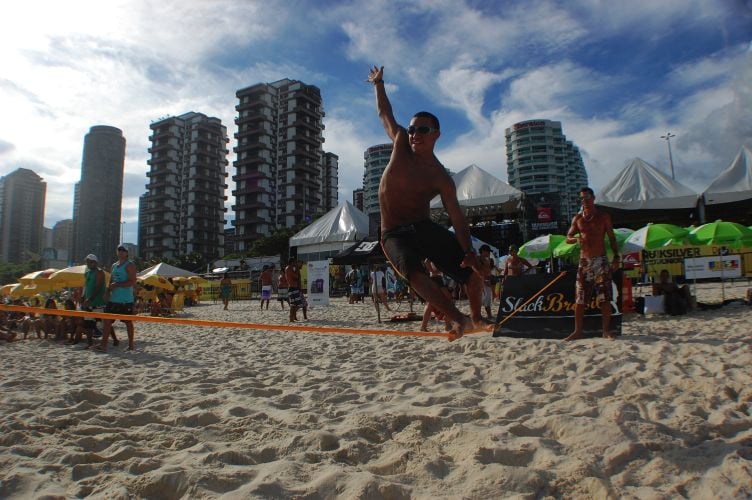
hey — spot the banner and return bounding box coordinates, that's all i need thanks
[684,255,742,280]
[493,271,622,339]
[307,260,330,306]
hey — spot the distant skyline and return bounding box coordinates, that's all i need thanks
[1,0,750,245]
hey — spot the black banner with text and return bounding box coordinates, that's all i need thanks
[493,271,622,339]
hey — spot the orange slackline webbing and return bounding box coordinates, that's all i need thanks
[464,271,568,336]
[0,304,449,339]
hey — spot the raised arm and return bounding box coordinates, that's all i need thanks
[368,66,401,141]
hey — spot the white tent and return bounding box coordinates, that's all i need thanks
[289,201,371,260]
[138,262,195,278]
[448,227,500,257]
[703,145,752,205]
[597,158,699,210]
[430,164,522,209]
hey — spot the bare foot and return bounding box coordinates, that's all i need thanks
[603,331,617,340]
[448,315,473,342]
[564,331,584,341]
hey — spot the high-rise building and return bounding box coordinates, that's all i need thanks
[232,78,327,252]
[321,152,339,213]
[362,143,392,218]
[72,125,126,265]
[505,119,588,233]
[352,188,364,212]
[52,219,74,257]
[0,168,46,263]
[141,112,229,261]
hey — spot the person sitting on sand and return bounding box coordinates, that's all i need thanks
[35,298,60,339]
[653,269,691,315]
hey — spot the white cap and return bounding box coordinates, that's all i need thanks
[85,254,98,262]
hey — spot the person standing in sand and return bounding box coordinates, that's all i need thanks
[259,265,273,310]
[564,187,620,341]
[100,245,137,352]
[219,273,232,310]
[277,271,289,310]
[285,258,303,322]
[368,65,485,341]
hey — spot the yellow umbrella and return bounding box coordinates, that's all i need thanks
[19,268,59,283]
[0,283,21,297]
[137,275,175,290]
[49,265,111,289]
[9,283,36,298]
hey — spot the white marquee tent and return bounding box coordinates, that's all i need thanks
[289,201,371,261]
[430,164,522,211]
[597,157,699,210]
[703,145,752,205]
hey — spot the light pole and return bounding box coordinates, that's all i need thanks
[660,132,676,179]
[120,221,125,243]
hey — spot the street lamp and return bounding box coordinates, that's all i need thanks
[660,132,676,179]
[120,221,125,243]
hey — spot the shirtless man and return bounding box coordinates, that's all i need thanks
[285,258,303,322]
[564,187,620,341]
[259,265,273,310]
[368,65,484,340]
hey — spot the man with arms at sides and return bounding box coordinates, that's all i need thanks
[79,254,115,346]
[368,65,484,340]
[100,245,137,352]
[259,265,273,310]
[478,244,495,320]
[564,187,620,341]
[285,257,303,322]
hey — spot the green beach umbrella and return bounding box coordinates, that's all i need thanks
[621,223,688,253]
[519,234,565,259]
[689,220,752,247]
[552,228,632,259]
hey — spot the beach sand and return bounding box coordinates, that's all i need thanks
[1,286,751,499]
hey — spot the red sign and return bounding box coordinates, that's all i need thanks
[537,207,553,222]
[514,120,546,130]
[623,252,640,270]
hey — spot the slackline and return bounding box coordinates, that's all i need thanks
[0,304,474,340]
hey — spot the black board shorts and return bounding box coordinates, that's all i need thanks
[104,301,134,324]
[382,220,472,285]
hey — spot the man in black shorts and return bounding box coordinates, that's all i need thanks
[368,65,484,340]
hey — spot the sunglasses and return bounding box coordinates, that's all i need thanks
[407,125,438,135]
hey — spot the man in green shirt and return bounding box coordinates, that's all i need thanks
[80,254,118,346]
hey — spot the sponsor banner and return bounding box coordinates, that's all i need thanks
[493,271,622,339]
[307,260,330,306]
[684,255,742,280]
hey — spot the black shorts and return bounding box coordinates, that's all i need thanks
[104,301,134,323]
[382,220,472,285]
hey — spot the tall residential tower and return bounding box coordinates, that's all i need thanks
[0,168,46,263]
[505,119,588,234]
[232,79,328,252]
[141,112,229,261]
[72,125,126,264]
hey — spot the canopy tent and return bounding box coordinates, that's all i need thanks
[701,146,752,225]
[330,238,385,265]
[138,262,195,278]
[703,146,752,205]
[289,201,371,261]
[598,158,699,210]
[430,164,523,214]
[596,158,700,228]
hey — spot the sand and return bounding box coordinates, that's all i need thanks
[1,285,751,499]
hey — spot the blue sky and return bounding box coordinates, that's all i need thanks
[1,0,750,244]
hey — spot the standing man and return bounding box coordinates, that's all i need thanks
[100,245,137,352]
[259,265,273,310]
[368,65,484,340]
[285,257,303,322]
[478,245,495,320]
[80,254,114,346]
[564,187,620,341]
